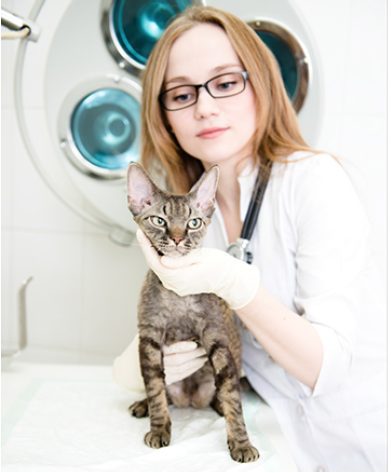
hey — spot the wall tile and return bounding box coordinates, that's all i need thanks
[20,0,75,109]
[1,230,17,349]
[1,108,15,229]
[1,27,18,110]
[1,0,41,108]
[337,113,386,281]
[8,108,86,233]
[294,0,351,116]
[314,112,344,154]
[343,0,387,117]
[11,230,83,352]
[80,234,147,357]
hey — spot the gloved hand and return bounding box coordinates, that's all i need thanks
[136,229,260,310]
[113,335,207,392]
[163,341,207,385]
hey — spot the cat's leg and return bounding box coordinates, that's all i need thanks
[201,332,259,463]
[139,334,171,448]
[210,393,224,417]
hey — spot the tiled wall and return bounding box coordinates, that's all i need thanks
[2,0,146,363]
[1,0,386,363]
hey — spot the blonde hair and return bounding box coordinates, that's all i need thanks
[141,5,315,193]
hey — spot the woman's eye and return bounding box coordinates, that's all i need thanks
[150,216,166,227]
[173,92,194,103]
[187,218,202,230]
[217,80,236,91]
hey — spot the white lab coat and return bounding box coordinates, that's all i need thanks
[203,152,387,472]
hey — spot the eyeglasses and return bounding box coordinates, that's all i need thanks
[159,71,249,111]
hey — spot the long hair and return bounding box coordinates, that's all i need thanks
[140,6,314,193]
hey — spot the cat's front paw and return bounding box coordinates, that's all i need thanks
[129,399,149,418]
[144,429,171,448]
[228,440,260,463]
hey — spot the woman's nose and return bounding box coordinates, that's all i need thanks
[193,88,219,119]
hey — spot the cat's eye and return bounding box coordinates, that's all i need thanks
[150,216,166,227]
[187,218,203,230]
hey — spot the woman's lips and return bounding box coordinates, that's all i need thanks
[196,127,230,139]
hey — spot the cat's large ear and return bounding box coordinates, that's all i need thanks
[127,163,159,216]
[189,165,219,216]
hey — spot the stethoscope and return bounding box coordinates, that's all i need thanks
[226,163,271,264]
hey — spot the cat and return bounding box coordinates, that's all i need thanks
[126,162,259,463]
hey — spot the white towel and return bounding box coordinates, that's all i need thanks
[112,334,145,394]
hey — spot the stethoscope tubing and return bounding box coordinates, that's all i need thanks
[226,162,271,264]
[240,164,271,240]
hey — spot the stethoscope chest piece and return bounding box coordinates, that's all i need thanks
[226,238,253,264]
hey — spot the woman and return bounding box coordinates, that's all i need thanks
[113,6,386,471]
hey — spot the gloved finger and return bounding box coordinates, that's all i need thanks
[165,356,208,385]
[166,356,208,375]
[136,228,165,272]
[164,348,207,367]
[161,248,204,268]
[163,341,199,355]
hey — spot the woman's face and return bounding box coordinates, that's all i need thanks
[163,23,257,169]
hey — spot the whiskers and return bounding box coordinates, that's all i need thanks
[156,241,172,255]
[182,242,194,250]
[158,240,195,256]
[132,238,169,256]
[134,232,198,257]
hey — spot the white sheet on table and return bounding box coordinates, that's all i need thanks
[2,378,297,472]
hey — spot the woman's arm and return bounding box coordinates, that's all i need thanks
[237,286,322,390]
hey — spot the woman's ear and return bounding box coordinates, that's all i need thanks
[127,163,159,216]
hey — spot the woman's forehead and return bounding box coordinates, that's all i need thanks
[165,23,241,83]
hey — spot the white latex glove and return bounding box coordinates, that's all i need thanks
[163,341,207,385]
[136,229,260,310]
[113,335,207,391]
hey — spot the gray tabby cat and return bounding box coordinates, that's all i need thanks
[126,163,259,463]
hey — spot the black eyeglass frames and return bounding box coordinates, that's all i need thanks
[159,71,249,111]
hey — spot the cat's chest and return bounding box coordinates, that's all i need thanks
[160,287,205,318]
[144,270,206,316]
[140,271,230,347]
[159,286,208,344]
[142,271,215,337]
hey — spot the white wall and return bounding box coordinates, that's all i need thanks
[1,0,386,363]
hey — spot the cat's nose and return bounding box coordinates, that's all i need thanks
[171,235,184,245]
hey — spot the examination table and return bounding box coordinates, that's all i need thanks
[2,359,297,472]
